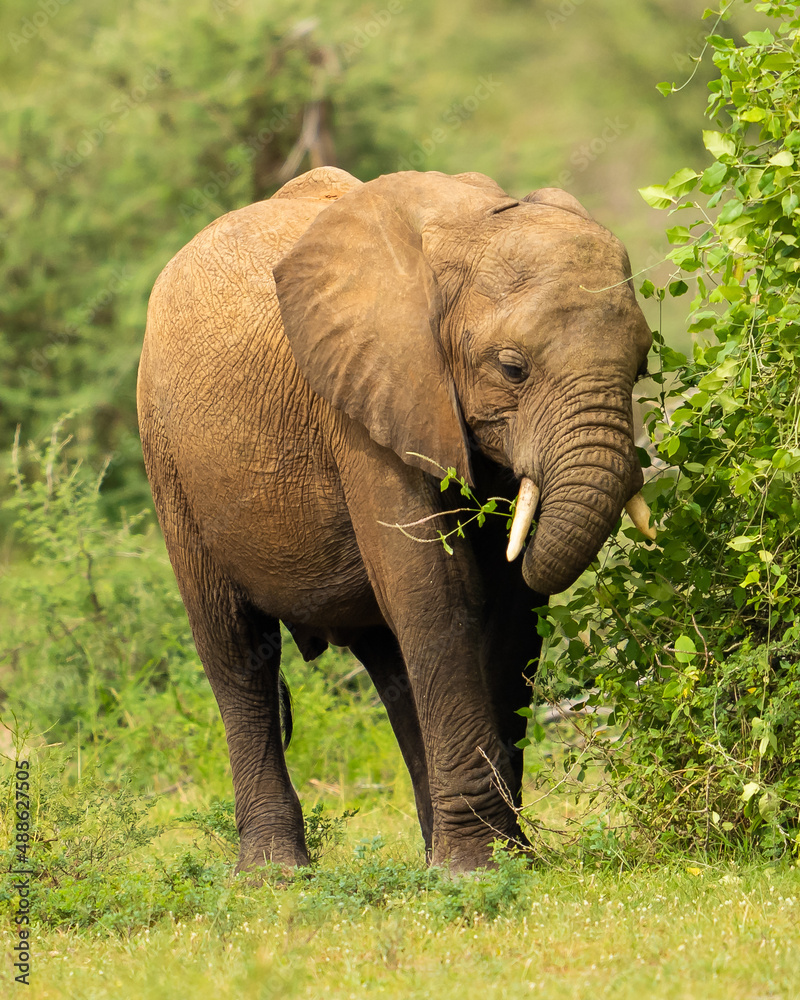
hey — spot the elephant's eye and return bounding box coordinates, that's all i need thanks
[500,363,527,383]
[497,349,529,384]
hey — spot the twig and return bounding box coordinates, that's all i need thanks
[144,778,193,800]
[377,507,479,531]
[328,665,366,692]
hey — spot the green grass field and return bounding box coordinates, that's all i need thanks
[2,770,799,999]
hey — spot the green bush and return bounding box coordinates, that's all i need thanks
[0,766,240,934]
[536,0,800,857]
[1,418,227,788]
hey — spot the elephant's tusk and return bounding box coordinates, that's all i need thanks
[506,478,539,561]
[624,491,657,541]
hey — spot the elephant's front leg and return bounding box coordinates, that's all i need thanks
[340,451,522,870]
[400,610,523,869]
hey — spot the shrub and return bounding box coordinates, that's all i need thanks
[1,418,225,788]
[536,0,800,857]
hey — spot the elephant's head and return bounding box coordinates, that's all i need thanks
[273,171,653,596]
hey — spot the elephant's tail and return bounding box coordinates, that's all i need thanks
[279,671,293,749]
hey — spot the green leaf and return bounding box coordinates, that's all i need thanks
[639,278,656,298]
[718,214,754,238]
[638,185,674,209]
[703,130,736,159]
[773,448,800,473]
[739,106,767,122]
[717,198,744,223]
[700,161,728,193]
[666,226,692,244]
[706,34,735,49]
[718,283,745,301]
[727,535,759,552]
[763,52,793,71]
[768,150,794,167]
[695,567,711,592]
[665,167,699,197]
[669,244,702,270]
[656,81,674,97]
[743,29,774,45]
[674,635,697,663]
[741,781,759,803]
[782,191,799,215]
[758,790,779,823]
[669,280,688,297]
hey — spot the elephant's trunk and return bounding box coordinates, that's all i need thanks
[518,414,647,596]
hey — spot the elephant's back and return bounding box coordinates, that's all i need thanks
[139,194,324,436]
[143,166,361,360]
[147,166,361,314]
[140,166,361,425]
[137,170,370,622]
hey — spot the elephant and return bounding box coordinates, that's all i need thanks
[137,165,654,873]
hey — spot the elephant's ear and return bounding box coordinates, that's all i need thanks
[273,183,473,483]
[522,187,594,221]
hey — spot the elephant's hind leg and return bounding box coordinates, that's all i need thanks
[187,581,309,869]
[162,523,307,868]
[350,628,434,859]
[140,408,307,869]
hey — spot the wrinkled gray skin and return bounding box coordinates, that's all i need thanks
[137,167,651,872]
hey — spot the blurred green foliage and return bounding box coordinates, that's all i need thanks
[0,0,743,507]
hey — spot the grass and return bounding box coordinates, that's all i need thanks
[2,826,799,999]
[3,627,799,999]
[2,703,800,999]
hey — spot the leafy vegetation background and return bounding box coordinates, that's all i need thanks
[1,1,799,996]
[1,0,729,504]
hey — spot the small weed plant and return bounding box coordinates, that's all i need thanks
[2,418,219,787]
[178,798,359,864]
